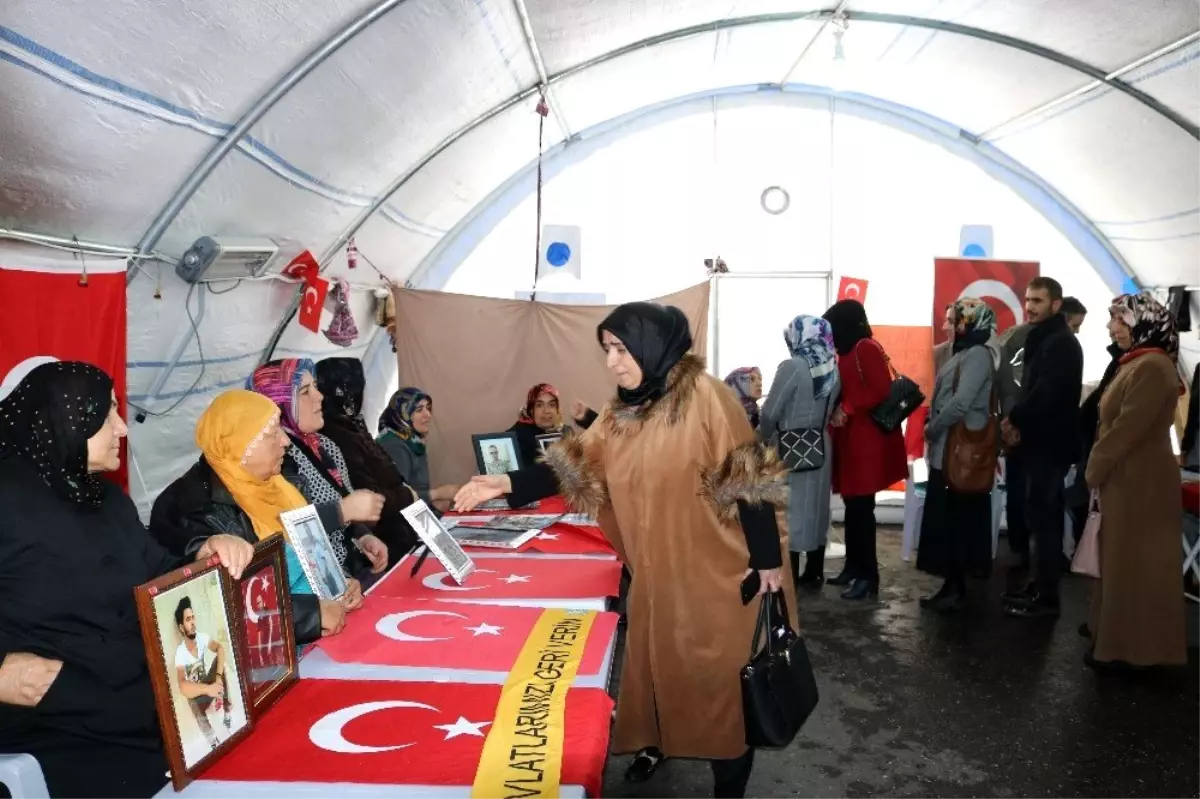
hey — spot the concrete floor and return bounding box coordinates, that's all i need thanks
[601,529,1200,798]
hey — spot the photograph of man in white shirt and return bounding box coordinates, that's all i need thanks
[173,596,231,751]
[485,445,512,476]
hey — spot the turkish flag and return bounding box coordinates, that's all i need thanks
[0,259,128,490]
[516,522,615,556]
[838,276,869,304]
[316,599,618,673]
[297,274,329,333]
[202,679,613,796]
[241,567,286,674]
[932,258,1040,341]
[370,555,622,603]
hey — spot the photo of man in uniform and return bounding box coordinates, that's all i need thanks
[484,444,513,475]
[173,596,232,751]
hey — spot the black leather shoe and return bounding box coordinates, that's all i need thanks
[796,572,825,590]
[1004,598,1059,618]
[919,584,963,612]
[827,570,854,586]
[1001,584,1036,604]
[624,748,665,783]
[1084,649,1146,673]
[1077,623,1092,639]
[841,578,879,601]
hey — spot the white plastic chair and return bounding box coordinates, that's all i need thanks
[0,754,49,798]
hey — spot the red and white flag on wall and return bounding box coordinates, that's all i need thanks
[0,257,129,490]
[837,276,869,304]
[932,258,1040,338]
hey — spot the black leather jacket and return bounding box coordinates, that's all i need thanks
[148,457,339,645]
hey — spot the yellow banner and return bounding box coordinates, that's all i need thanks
[472,608,598,799]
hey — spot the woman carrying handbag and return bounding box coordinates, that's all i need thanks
[916,298,1001,611]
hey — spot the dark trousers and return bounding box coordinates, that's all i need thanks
[843,495,878,583]
[1005,452,1029,556]
[712,748,755,798]
[1026,458,1068,602]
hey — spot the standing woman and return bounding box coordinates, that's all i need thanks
[724,366,764,430]
[377,387,459,512]
[916,298,1000,611]
[760,315,840,588]
[822,299,907,600]
[454,303,794,798]
[1084,294,1186,669]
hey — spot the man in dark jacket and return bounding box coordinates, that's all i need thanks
[1001,277,1083,617]
[996,320,1033,570]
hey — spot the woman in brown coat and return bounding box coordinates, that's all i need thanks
[1084,293,1186,669]
[454,302,794,798]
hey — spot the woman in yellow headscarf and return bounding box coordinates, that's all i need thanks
[150,390,358,642]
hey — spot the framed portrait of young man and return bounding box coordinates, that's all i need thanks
[236,535,298,719]
[279,505,349,602]
[135,558,254,790]
[471,431,522,476]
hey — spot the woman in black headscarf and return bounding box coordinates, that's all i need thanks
[0,362,252,798]
[454,303,795,798]
[315,357,419,565]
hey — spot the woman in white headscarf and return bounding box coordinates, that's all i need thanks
[761,315,841,588]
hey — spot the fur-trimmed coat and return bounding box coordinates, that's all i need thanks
[543,354,795,760]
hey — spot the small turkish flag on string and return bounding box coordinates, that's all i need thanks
[202,679,613,795]
[297,274,329,332]
[838,276,869,304]
[316,599,618,673]
[370,555,622,603]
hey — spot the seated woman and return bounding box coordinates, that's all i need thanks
[316,358,419,564]
[248,359,389,584]
[377,387,459,511]
[151,390,358,644]
[0,362,253,799]
[507,382,597,466]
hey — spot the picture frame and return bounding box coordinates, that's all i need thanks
[135,557,254,791]
[236,534,298,719]
[400,499,476,584]
[536,432,563,453]
[471,431,523,476]
[279,505,349,601]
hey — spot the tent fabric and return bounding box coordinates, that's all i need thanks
[391,281,710,486]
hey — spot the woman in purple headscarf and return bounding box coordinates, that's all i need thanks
[723,367,763,430]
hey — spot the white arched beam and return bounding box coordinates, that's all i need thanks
[407,84,1132,295]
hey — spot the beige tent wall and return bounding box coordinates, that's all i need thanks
[392,282,710,486]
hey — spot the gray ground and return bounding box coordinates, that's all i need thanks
[601,528,1200,798]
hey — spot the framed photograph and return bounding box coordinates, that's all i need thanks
[471,431,522,476]
[536,432,563,453]
[280,505,348,601]
[135,558,253,791]
[237,535,298,719]
[400,499,476,584]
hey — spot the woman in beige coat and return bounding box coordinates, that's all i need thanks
[455,302,794,798]
[1084,293,1186,669]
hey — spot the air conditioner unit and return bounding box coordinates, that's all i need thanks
[175,236,281,283]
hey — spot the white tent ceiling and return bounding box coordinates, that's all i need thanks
[2,0,1198,514]
[2,0,1197,291]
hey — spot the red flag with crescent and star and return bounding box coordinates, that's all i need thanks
[837,276,869,304]
[316,598,618,673]
[0,257,129,490]
[370,555,622,603]
[932,258,1040,341]
[283,250,329,333]
[200,679,613,796]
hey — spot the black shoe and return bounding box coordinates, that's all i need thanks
[841,578,879,601]
[919,583,963,612]
[1077,623,1092,639]
[624,747,665,783]
[1001,584,1036,604]
[827,569,854,586]
[1084,649,1147,673]
[797,547,825,589]
[1004,598,1060,618]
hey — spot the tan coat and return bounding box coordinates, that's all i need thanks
[545,355,795,759]
[1085,351,1186,666]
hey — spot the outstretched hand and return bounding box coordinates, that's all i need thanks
[453,475,512,512]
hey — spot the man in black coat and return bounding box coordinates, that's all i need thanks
[1001,277,1084,617]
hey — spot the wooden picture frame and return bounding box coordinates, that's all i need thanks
[400,499,476,584]
[236,535,298,719]
[280,504,349,601]
[135,557,254,791]
[471,431,523,476]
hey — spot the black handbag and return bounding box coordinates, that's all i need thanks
[740,592,819,748]
[776,395,829,473]
[855,339,924,433]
